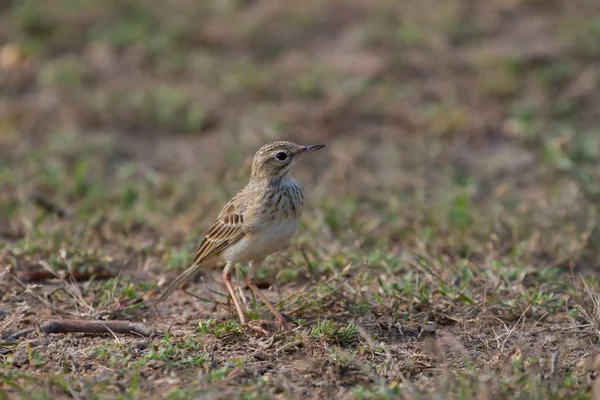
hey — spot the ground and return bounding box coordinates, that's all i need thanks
[1,0,600,398]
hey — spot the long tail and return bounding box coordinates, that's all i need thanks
[156,262,204,303]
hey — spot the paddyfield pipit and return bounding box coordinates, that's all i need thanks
[157,141,325,334]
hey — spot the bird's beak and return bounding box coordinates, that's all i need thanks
[300,144,326,154]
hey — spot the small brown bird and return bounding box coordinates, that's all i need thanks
[157,141,325,334]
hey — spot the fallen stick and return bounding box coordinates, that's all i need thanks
[40,319,157,337]
[20,265,116,283]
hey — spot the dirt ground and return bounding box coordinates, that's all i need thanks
[2,0,600,398]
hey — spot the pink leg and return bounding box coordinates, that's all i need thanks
[247,259,291,331]
[223,262,268,336]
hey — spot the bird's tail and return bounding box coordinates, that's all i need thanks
[155,262,204,303]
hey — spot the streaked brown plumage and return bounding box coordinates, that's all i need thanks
[157,141,325,335]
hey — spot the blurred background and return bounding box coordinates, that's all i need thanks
[2,0,599,261]
[2,0,600,396]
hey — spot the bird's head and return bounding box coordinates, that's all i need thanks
[250,141,325,181]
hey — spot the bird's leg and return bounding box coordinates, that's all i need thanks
[223,262,268,336]
[222,262,246,324]
[247,259,291,330]
[236,264,249,309]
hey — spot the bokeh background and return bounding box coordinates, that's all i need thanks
[2,0,600,398]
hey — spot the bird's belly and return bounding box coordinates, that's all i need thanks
[221,219,299,263]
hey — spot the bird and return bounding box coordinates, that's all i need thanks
[156,141,325,335]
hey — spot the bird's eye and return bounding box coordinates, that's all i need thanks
[275,152,288,161]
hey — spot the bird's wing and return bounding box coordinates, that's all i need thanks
[156,198,247,303]
[191,203,245,265]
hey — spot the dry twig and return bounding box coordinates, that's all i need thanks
[40,319,157,337]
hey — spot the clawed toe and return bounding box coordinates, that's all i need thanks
[242,320,270,336]
[242,317,292,335]
[276,318,292,331]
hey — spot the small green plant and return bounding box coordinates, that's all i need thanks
[146,335,207,368]
[310,320,358,345]
[197,319,243,337]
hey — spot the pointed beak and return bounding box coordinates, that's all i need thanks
[300,144,326,154]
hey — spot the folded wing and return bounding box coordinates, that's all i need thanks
[156,201,246,303]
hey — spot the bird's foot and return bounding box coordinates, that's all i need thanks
[242,320,271,336]
[278,321,291,331]
[276,314,294,331]
[242,313,296,335]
